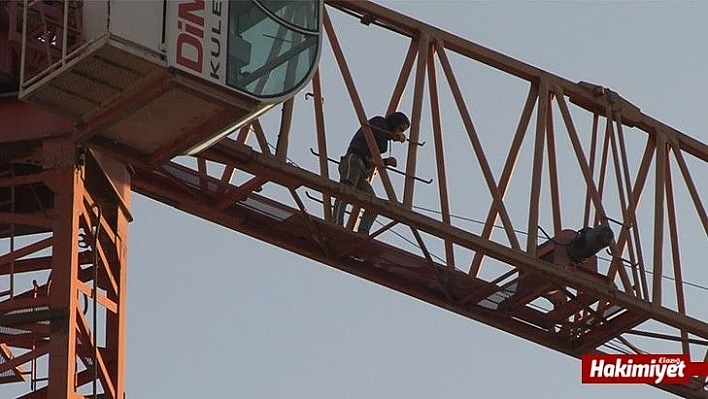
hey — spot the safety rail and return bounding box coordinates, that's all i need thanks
[5,0,84,93]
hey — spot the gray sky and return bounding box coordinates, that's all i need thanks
[131,2,708,399]
[5,1,706,399]
[122,2,706,399]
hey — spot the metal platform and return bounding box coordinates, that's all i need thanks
[18,34,261,165]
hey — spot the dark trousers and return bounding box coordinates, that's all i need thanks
[332,153,377,234]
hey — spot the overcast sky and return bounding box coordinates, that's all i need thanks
[122,3,706,399]
[4,1,707,399]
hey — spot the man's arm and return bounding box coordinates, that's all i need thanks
[369,117,390,140]
[391,132,406,142]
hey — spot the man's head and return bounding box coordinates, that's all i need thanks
[385,111,410,133]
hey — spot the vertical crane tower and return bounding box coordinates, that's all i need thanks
[1,1,321,397]
[1,1,707,398]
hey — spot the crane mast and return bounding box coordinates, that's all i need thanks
[1,1,707,398]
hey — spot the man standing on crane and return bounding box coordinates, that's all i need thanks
[333,111,410,235]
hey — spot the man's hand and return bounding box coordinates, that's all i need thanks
[383,157,398,167]
[392,132,406,143]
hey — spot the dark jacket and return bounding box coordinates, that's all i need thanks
[345,116,391,169]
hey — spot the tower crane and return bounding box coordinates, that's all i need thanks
[1,1,707,398]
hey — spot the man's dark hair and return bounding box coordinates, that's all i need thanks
[385,112,410,131]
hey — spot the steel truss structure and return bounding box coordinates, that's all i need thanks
[1,137,130,398]
[1,1,707,398]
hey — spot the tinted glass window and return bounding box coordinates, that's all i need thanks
[226,1,320,99]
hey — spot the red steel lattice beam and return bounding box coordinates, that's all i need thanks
[0,137,130,399]
[132,2,708,396]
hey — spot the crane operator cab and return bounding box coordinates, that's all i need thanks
[9,0,322,164]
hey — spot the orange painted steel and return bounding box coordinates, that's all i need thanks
[1,137,131,398]
[2,1,708,398]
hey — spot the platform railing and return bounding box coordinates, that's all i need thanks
[15,0,83,93]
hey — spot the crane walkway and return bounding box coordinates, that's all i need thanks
[132,143,648,359]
